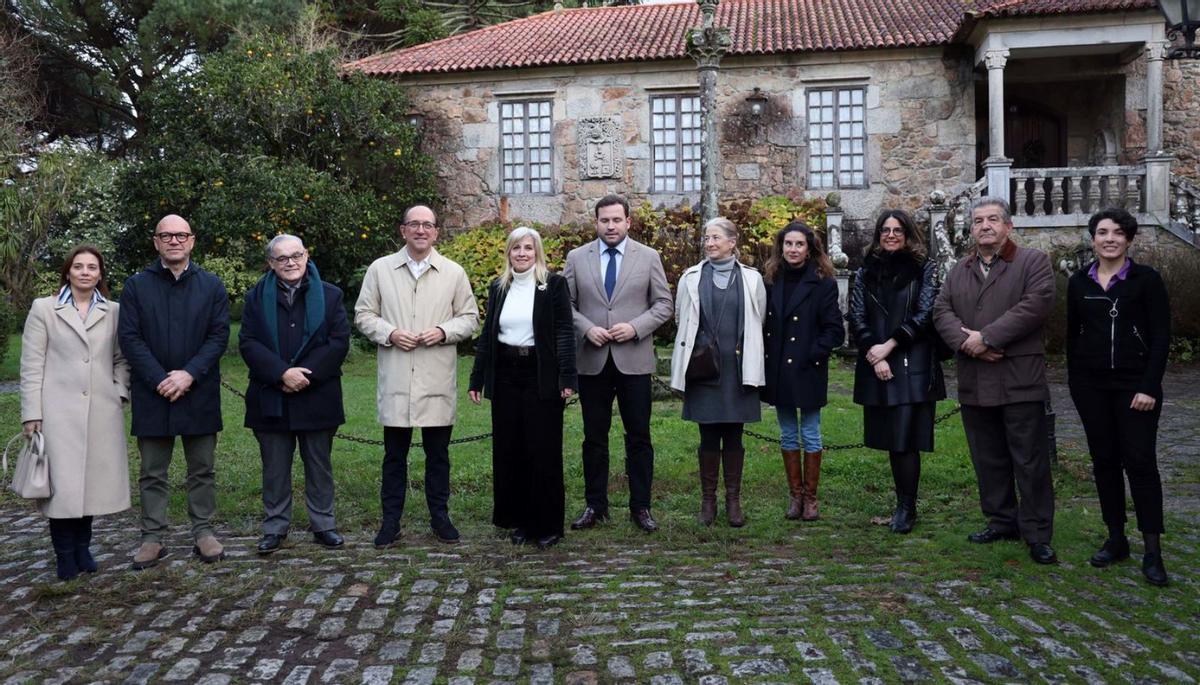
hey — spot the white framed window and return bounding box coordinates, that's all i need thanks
[500,100,553,194]
[807,87,866,189]
[651,94,701,193]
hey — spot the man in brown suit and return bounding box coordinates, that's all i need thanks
[933,196,1058,564]
[563,195,673,532]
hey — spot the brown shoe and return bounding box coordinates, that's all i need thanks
[782,449,804,520]
[802,450,822,521]
[193,535,225,563]
[723,448,746,528]
[698,449,721,526]
[131,541,167,570]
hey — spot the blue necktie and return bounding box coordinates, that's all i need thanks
[604,247,618,300]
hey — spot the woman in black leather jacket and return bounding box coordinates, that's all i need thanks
[848,210,945,533]
[1067,207,1170,586]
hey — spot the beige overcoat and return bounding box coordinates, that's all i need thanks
[354,248,479,427]
[669,261,767,392]
[19,296,131,518]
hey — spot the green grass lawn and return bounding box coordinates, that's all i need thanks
[4,337,1197,683]
[0,336,1111,565]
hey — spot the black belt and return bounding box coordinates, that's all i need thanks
[498,343,534,358]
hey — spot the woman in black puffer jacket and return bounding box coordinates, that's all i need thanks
[848,209,946,534]
[1067,207,1171,587]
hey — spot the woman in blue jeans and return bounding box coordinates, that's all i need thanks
[762,221,845,520]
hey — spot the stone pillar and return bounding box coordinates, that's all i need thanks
[926,190,955,279]
[1143,153,1174,216]
[983,49,1012,200]
[687,0,731,223]
[824,192,849,269]
[1145,41,1167,155]
[984,49,1009,163]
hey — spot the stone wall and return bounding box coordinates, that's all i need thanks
[1164,60,1200,180]
[400,48,975,230]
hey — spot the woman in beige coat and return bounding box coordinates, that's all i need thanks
[20,245,130,580]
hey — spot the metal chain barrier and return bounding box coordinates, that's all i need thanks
[222,378,959,452]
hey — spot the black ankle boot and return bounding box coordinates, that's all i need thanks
[1142,553,1169,587]
[75,517,97,573]
[1088,537,1130,568]
[48,519,79,581]
[889,494,917,534]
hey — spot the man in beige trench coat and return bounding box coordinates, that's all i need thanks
[355,205,479,546]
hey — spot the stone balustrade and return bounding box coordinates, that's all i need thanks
[1009,165,1147,220]
[1170,175,1200,240]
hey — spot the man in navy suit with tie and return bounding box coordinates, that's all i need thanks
[562,195,673,532]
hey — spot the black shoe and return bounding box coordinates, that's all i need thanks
[313,530,344,549]
[1089,537,1130,568]
[257,533,286,555]
[1029,543,1058,565]
[374,520,400,549]
[889,496,917,534]
[968,527,1020,544]
[570,507,609,530]
[432,519,460,544]
[510,529,529,545]
[1142,553,1169,587]
[630,509,659,533]
[535,533,562,549]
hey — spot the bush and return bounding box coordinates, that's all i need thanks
[443,195,830,343]
[119,33,437,294]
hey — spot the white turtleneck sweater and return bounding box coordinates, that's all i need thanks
[497,268,536,347]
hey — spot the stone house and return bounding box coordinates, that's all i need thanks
[345,0,1200,263]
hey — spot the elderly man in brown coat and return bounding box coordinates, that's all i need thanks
[933,196,1058,565]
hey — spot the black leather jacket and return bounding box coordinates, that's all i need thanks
[848,251,946,406]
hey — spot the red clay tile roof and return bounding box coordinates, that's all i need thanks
[343,0,1158,76]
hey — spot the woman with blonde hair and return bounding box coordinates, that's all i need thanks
[670,217,767,527]
[469,227,577,548]
[20,245,130,580]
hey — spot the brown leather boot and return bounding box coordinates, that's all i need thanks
[722,448,746,527]
[782,449,805,520]
[802,450,822,521]
[698,450,721,526]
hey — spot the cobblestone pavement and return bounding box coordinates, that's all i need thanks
[1,512,1197,685]
[1,365,1198,684]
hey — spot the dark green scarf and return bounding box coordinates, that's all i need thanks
[260,261,325,417]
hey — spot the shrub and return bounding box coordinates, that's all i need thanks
[119,33,437,294]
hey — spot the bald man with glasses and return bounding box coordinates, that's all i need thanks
[119,214,230,569]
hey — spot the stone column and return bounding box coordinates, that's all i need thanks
[687,0,731,223]
[1145,41,1167,155]
[1142,42,1173,218]
[983,49,1012,199]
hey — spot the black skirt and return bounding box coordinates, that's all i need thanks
[863,402,935,452]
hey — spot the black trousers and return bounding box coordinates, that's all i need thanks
[960,401,1055,544]
[381,425,452,525]
[1069,385,1165,534]
[491,354,565,538]
[578,355,655,512]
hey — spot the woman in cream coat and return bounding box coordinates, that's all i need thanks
[670,217,766,528]
[20,245,130,580]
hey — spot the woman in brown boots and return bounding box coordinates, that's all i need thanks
[670,217,766,527]
[847,210,945,533]
[762,221,844,521]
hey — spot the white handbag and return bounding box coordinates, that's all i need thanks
[3,430,51,499]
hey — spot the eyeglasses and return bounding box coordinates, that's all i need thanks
[879,227,906,236]
[404,221,436,231]
[270,252,307,265]
[154,232,193,243]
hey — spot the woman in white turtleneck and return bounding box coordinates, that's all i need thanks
[468,227,577,549]
[669,217,767,529]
